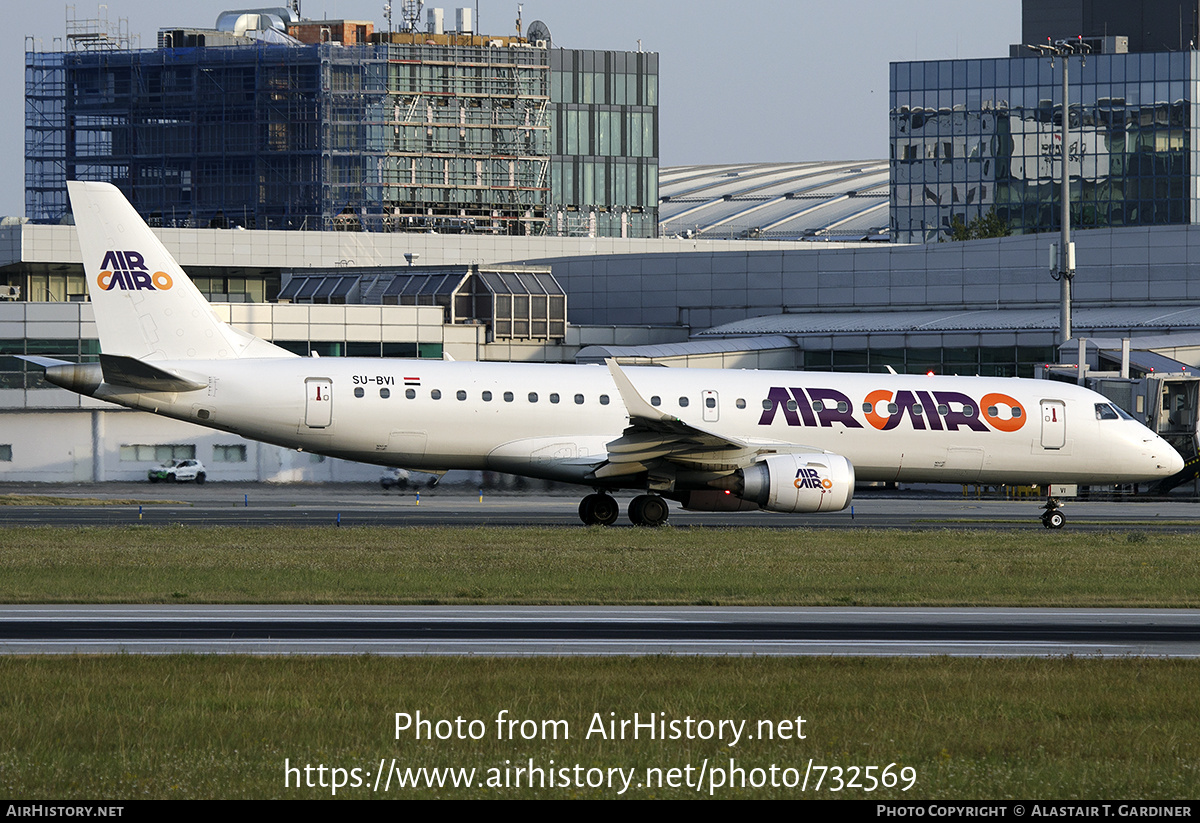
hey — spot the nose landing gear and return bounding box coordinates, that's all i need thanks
[1041,496,1066,529]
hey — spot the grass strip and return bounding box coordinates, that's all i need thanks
[0,495,185,506]
[0,525,1196,606]
[1,655,1197,799]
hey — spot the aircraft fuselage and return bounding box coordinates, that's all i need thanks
[58,357,1180,488]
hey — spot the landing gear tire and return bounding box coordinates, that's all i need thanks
[579,493,619,526]
[628,494,669,527]
[1041,495,1066,529]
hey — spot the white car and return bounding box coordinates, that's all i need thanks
[148,459,206,483]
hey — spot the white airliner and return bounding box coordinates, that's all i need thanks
[25,182,1184,528]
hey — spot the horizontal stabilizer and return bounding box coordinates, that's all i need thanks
[99,354,206,392]
[16,355,72,369]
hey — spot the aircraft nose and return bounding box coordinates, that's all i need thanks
[1162,443,1186,476]
[1166,443,1185,477]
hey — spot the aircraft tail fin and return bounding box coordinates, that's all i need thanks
[67,181,294,362]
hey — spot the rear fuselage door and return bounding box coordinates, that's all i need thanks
[305,377,333,428]
[1040,399,1066,449]
[702,390,719,422]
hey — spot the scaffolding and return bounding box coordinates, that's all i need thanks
[356,41,550,234]
[64,4,138,52]
[25,33,551,234]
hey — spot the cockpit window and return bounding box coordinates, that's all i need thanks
[1095,403,1119,420]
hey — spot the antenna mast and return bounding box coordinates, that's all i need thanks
[401,0,424,32]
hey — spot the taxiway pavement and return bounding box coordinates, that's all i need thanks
[3,605,1199,657]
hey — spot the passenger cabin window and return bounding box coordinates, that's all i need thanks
[504,392,514,402]
[456,390,467,401]
[706,397,716,409]
[600,395,610,405]
[812,400,825,412]
[575,394,584,405]
[405,389,416,399]
[380,388,390,399]
[482,391,492,401]
[529,392,538,403]
[431,389,441,400]
[678,397,689,407]
[550,393,560,404]
[354,387,364,398]
[651,396,661,406]
[736,398,746,409]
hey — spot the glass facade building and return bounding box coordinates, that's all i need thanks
[26,39,658,237]
[549,49,659,239]
[890,51,1200,242]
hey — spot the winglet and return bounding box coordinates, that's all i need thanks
[605,359,677,423]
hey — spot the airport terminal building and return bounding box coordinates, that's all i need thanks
[5,1,1200,482]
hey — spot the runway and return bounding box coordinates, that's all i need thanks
[4,606,1199,657]
[1,482,1199,530]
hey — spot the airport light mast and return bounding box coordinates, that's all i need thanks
[1027,36,1090,345]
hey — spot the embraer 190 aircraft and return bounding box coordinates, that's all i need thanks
[24,182,1184,528]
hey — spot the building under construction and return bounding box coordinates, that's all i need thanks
[25,5,659,237]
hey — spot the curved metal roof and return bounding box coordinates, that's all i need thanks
[695,307,1200,337]
[576,335,797,364]
[659,161,890,242]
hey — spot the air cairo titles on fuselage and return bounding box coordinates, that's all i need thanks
[759,386,1026,433]
[96,250,173,292]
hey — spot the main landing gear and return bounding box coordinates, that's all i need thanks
[628,494,670,527]
[1041,496,1066,529]
[579,493,619,526]
[578,493,670,527]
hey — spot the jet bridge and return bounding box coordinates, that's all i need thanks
[1041,342,1200,494]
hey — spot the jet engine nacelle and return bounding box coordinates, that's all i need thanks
[741,453,855,513]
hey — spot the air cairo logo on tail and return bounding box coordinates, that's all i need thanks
[96,250,173,292]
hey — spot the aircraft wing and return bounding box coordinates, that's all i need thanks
[595,359,817,485]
